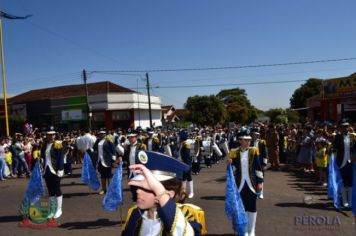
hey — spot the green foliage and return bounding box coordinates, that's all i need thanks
[265,108,300,124]
[216,88,258,123]
[285,109,300,123]
[290,78,322,116]
[184,95,227,126]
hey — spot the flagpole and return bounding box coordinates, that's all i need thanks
[0,16,10,136]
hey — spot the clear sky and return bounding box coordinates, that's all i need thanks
[1,0,356,110]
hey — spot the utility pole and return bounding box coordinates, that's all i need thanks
[146,72,153,128]
[83,69,92,130]
[0,11,31,136]
[0,16,9,136]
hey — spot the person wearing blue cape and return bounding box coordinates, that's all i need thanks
[227,127,263,236]
[333,121,356,208]
[93,130,116,195]
[122,151,206,235]
[40,129,64,225]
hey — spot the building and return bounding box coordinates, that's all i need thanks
[307,73,356,122]
[161,105,180,124]
[8,81,162,131]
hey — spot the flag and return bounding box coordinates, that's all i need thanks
[19,161,45,218]
[0,11,32,20]
[327,153,343,209]
[102,163,124,211]
[352,162,356,216]
[81,152,100,191]
[225,164,247,235]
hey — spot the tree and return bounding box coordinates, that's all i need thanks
[216,88,258,123]
[290,78,322,117]
[184,95,227,126]
[265,108,300,124]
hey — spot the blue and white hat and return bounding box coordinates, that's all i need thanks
[131,151,190,182]
[237,127,252,139]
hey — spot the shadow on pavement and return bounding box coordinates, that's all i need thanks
[63,192,93,198]
[0,215,22,223]
[201,196,225,201]
[60,218,124,230]
[61,182,86,187]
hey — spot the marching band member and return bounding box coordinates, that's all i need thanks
[122,151,205,235]
[333,121,356,208]
[40,130,65,225]
[251,128,268,199]
[179,130,195,199]
[123,129,146,201]
[94,130,116,195]
[228,128,263,236]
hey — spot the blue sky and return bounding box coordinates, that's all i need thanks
[1,0,356,110]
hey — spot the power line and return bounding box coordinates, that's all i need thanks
[90,57,356,73]
[129,79,307,90]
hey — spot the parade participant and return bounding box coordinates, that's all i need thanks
[40,130,64,223]
[154,127,165,153]
[143,128,160,152]
[191,130,202,175]
[251,128,267,199]
[122,151,205,235]
[94,131,116,195]
[179,130,194,198]
[228,128,263,236]
[201,131,213,168]
[333,121,356,208]
[123,128,146,201]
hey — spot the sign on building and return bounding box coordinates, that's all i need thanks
[61,109,83,121]
[323,76,356,98]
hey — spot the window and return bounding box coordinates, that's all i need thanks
[112,111,130,121]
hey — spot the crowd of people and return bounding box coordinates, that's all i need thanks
[0,120,355,235]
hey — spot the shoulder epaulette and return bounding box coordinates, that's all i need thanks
[178,203,207,235]
[249,146,259,155]
[53,140,63,149]
[228,149,238,159]
[184,143,191,149]
[140,143,147,151]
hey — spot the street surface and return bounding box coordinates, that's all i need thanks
[1,161,355,236]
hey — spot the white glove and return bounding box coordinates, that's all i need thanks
[112,155,117,161]
[57,170,64,177]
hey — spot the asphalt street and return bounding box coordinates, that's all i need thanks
[0,160,355,236]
